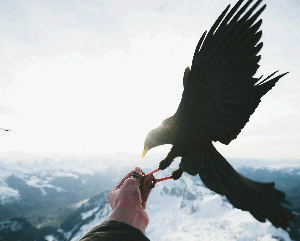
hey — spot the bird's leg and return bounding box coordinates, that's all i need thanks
[146,168,160,176]
[159,157,173,170]
[149,169,182,187]
[159,148,177,170]
[131,171,154,189]
[134,149,180,189]
[133,167,174,189]
[171,167,184,180]
[140,165,182,189]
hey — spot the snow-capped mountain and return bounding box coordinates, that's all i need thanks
[0,157,299,241]
[0,157,119,228]
[55,169,293,241]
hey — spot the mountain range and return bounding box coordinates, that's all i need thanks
[0,155,299,240]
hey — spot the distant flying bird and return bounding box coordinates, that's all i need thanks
[0,128,10,131]
[140,0,294,230]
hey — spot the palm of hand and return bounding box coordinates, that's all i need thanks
[108,167,152,234]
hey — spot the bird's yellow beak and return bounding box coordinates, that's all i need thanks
[142,147,149,158]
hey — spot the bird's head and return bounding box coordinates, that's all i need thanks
[142,115,176,158]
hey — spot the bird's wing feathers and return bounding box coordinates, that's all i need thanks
[184,0,287,144]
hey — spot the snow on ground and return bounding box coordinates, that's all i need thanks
[69,204,112,241]
[25,176,66,196]
[144,171,291,241]
[0,220,23,231]
[0,186,20,204]
[81,207,100,220]
[69,199,90,209]
[256,234,283,241]
[52,171,79,179]
[45,235,59,241]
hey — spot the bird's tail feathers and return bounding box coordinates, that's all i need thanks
[196,143,294,229]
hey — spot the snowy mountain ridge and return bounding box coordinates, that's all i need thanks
[52,169,292,241]
[0,157,299,240]
[1,156,299,206]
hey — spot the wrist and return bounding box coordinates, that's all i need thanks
[108,205,148,234]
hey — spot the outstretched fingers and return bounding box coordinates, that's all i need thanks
[109,167,142,209]
[115,168,139,189]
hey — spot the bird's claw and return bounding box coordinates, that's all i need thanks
[131,168,173,189]
[171,168,184,180]
[131,171,156,189]
[159,157,173,170]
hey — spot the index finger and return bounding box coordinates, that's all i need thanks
[115,167,142,189]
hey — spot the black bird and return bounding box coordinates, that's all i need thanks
[141,0,294,230]
[0,128,10,131]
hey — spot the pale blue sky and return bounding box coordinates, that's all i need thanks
[0,0,299,160]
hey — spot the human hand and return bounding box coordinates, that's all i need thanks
[108,167,153,234]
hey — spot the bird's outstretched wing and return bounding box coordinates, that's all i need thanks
[182,0,288,144]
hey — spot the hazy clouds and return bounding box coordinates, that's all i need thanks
[0,0,299,160]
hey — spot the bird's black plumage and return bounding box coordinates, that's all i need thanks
[143,0,294,230]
